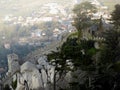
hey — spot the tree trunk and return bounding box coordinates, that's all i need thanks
[88,76,91,88]
[53,72,57,90]
[77,30,83,44]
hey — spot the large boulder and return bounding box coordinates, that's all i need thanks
[16,61,43,90]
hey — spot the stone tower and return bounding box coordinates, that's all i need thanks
[7,53,20,75]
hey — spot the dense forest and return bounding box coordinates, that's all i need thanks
[46,2,120,90]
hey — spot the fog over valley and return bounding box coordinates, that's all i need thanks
[0,0,120,90]
[0,0,74,17]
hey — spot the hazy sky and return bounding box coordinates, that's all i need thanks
[0,0,74,17]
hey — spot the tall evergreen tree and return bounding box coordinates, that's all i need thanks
[111,4,120,28]
[72,1,97,41]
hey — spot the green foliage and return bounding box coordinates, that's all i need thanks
[47,50,69,73]
[47,27,120,90]
[68,32,78,38]
[113,61,120,72]
[11,79,17,90]
[91,28,120,90]
[72,1,97,40]
[100,29,120,64]
[48,37,98,71]
[46,3,120,90]
[73,1,97,15]
[111,4,120,28]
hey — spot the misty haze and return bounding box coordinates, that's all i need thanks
[0,0,120,90]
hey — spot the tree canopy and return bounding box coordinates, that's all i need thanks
[72,1,97,40]
[111,4,120,28]
[46,3,120,90]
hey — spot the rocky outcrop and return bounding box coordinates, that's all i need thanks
[16,61,43,90]
[5,54,72,90]
[7,53,20,75]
